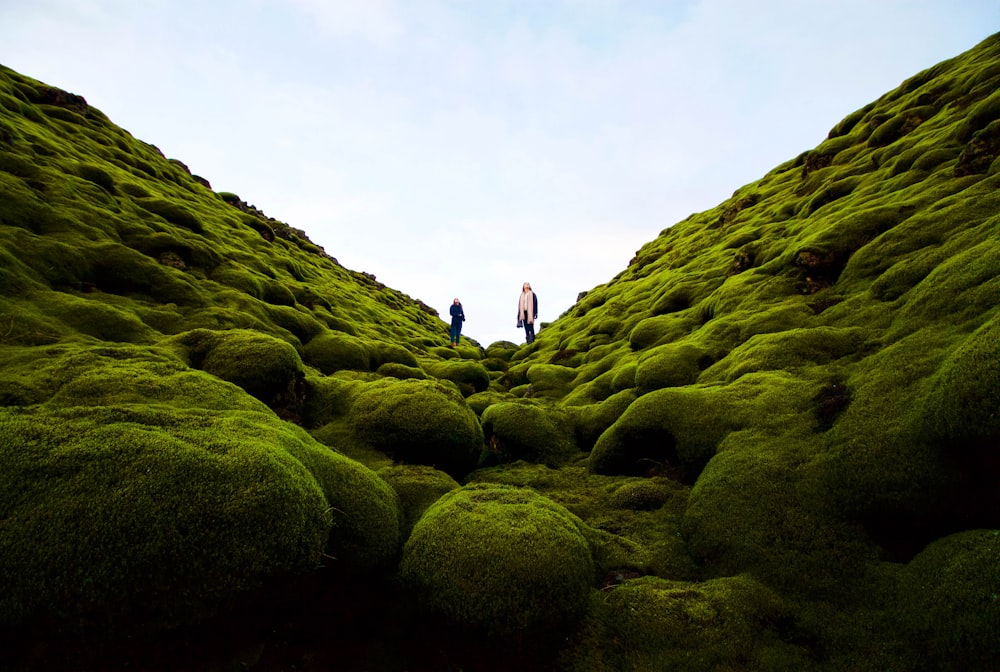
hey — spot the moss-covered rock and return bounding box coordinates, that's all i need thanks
[634,341,705,394]
[350,378,484,478]
[422,359,490,396]
[283,438,402,574]
[376,464,460,537]
[564,574,811,671]
[400,483,595,634]
[682,433,875,598]
[0,405,331,629]
[303,332,371,373]
[171,328,305,409]
[480,400,577,466]
[525,363,577,398]
[375,361,426,380]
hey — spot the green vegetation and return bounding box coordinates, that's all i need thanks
[3,31,1000,670]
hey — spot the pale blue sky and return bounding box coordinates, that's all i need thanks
[1,1,997,346]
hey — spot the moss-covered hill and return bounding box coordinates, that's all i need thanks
[2,31,999,672]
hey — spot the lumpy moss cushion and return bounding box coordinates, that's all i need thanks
[0,405,331,627]
[400,483,595,634]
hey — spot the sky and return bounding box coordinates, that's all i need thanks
[1,1,997,347]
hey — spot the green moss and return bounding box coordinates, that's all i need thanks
[525,362,577,398]
[628,313,697,350]
[376,464,460,537]
[895,530,1000,669]
[367,339,419,368]
[634,342,704,394]
[565,575,812,671]
[682,433,875,598]
[699,326,868,384]
[0,405,330,628]
[400,483,595,634]
[608,479,674,510]
[423,359,490,396]
[136,197,203,233]
[481,401,577,467]
[375,361,426,380]
[918,314,1000,446]
[172,329,305,407]
[350,378,484,478]
[282,439,402,574]
[303,332,371,373]
[43,291,158,343]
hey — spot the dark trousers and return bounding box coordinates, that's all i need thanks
[522,311,535,344]
[450,321,462,343]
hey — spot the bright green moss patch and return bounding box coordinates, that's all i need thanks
[422,359,490,396]
[43,290,159,343]
[303,332,371,373]
[400,483,595,634]
[699,326,868,384]
[628,313,697,350]
[525,362,577,397]
[634,342,705,394]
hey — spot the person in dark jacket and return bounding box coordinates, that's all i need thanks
[449,298,465,347]
[517,282,538,344]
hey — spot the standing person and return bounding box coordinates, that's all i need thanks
[449,298,465,347]
[517,282,538,344]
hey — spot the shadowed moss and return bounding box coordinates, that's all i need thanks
[681,432,876,598]
[376,464,460,538]
[895,530,1000,669]
[567,388,637,451]
[400,483,595,635]
[282,438,402,574]
[564,575,812,671]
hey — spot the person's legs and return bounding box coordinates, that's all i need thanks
[525,322,535,344]
[449,323,459,345]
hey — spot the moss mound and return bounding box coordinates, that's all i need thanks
[896,529,1000,669]
[566,574,809,671]
[171,328,305,409]
[376,464,460,537]
[480,400,577,466]
[0,405,331,629]
[350,378,484,478]
[400,483,595,634]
